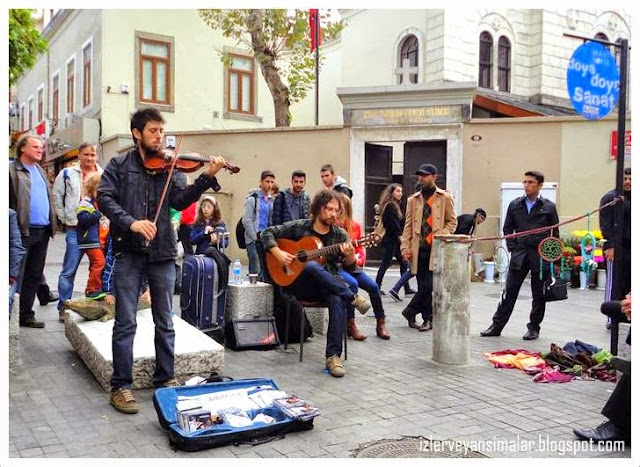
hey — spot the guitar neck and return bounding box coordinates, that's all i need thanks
[306,238,360,261]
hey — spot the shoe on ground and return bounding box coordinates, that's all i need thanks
[480,325,501,337]
[48,291,59,302]
[388,290,402,302]
[606,320,612,330]
[156,378,181,388]
[352,294,372,315]
[347,318,367,341]
[376,318,390,340]
[58,310,68,323]
[405,288,417,295]
[86,291,107,300]
[418,320,432,332]
[401,309,420,329]
[20,319,45,328]
[573,421,627,442]
[326,355,345,378]
[110,388,140,414]
[523,329,539,340]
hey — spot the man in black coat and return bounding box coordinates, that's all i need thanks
[599,167,631,329]
[454,208,486,236]
[481,171,559,340]
[98,107,227,414]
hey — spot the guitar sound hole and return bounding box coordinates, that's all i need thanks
[298,251,308,262]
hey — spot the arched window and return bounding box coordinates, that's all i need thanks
[478,31,493,89]
[498,36,511,92]
[397,35,419,84]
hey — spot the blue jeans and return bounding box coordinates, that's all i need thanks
[340,269,385,319]
[246,241,261,276]
[110,252,175,389]
[57,229,83,310]
[9,282,18,319]
[292,262,353,358]
[390,270,415,293]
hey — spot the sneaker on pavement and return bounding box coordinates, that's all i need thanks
[86,291,107,300]
[326,355,345,378]
[352,294,372,315]
[58,310,67,323]
[388,290,402,302]
[401,309,420,329]
[418,320,432,332]
[110,388,140,414]
[405,288,417,295]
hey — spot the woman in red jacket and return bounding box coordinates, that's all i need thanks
[336,193,390,340]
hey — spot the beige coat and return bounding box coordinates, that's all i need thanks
[400,187,457,273]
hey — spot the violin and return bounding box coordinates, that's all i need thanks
[143,150,240,174]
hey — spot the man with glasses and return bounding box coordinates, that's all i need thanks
[481,171,559,340]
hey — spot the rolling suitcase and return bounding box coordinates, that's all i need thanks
[153,377,315,451]
[180,254,226,343]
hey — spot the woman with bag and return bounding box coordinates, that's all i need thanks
[374,184,415,300]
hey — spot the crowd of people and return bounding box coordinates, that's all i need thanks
[8,106,631,446]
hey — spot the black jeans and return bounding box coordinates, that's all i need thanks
[19,227,51,323]
[491,254,548,333]
[375,241,409,291]
[110,252,175,389]
[403,247,433,322]
[602,373,630,435]
[291,262,354,358]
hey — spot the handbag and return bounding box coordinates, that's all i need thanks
[543,277,568,302]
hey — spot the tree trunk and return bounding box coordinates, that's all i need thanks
[246,10,291,127]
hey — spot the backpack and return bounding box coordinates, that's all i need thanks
[235,192,259,249]
[373,203,387,240]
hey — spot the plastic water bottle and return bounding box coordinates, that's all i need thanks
[232,259,242,285]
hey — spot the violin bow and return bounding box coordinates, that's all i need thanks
[145,135,183,248]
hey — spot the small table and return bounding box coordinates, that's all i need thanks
[226,282,274,322]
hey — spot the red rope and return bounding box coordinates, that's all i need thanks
[451,196,623,244]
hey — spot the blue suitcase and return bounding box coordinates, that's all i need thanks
[153,377,314,451]
[180,255,226,342]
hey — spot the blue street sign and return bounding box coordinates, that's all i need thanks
[567,41,620,120]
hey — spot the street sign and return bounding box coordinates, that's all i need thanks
[610,130,631,160]
[567,41,620,120]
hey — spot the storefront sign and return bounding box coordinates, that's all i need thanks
[347,105,462,126]
[567,41,620,120]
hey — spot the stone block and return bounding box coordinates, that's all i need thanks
[65,308,224,391]
[304,307,328,336]
[9,294,20,367]
[226,282,273,321]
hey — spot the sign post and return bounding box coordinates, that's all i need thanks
[565,35,629,355]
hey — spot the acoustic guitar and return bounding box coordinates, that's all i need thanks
[266,233,380,287]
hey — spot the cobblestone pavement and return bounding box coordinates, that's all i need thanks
[8,233,632,459]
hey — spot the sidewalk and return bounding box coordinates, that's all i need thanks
[8,232,631,458]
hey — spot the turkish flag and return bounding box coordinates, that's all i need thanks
[309,9,322,52]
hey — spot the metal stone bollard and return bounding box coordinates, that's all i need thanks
[432,235,471,365]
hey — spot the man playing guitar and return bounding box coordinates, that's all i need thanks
[261,190,359,378]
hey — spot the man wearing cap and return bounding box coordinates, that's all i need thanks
[400,164,457,331]
[454,208,487,236]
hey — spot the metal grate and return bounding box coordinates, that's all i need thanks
[353,436,487,458]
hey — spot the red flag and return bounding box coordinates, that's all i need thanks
[309,9,322,52]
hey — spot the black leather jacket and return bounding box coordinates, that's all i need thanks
[97,148,220,262]
[504,196,559,272]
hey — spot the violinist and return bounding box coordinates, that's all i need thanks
[98,107,227,415]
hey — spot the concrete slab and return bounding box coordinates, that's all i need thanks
[9,294,20,367]
[64,308,225,391]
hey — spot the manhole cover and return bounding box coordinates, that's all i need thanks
[352,436,487,458]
